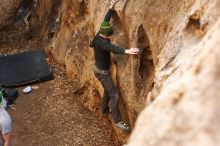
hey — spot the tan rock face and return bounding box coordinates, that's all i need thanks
[127,19,220,146]
[36,0,220,144]
[40,0,188,132]
[126,0,220,145]
[0,0,22,28]
[3,0,220,145]
[39,1,161,140]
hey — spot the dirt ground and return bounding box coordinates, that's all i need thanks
[0,23,120,146]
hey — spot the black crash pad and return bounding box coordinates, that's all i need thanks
[0,50,53,87]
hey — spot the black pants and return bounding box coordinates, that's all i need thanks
[94,71,121,123]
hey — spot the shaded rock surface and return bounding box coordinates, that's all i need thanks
[0,0,22,29]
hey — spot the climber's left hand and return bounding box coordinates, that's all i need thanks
[110,0,116,9]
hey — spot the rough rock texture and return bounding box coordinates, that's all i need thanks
[126,0,220,145]
[38,0,158,141]
[0,0,22,29]
[127,23,220,146]
[34,0,220,144]
[1,0,220,145]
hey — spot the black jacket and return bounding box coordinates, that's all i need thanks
[90,9,125,70]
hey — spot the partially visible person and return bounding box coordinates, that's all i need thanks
[0,85,12,146]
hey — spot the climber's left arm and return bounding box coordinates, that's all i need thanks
[103,0,115,22]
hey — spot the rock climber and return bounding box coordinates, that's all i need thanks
[90,0,139,131]
[0,85,13,146]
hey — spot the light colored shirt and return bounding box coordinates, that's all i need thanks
[0,102,12,135]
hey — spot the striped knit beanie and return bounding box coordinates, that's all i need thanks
[100,21,113,36]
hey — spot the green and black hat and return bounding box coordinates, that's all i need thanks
[100,21,113,36]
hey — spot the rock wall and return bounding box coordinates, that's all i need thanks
[35,0,220,144]
[2,0,220,145]
[0,0,22,29]
[127,0,220,145]
[39,0,192,131]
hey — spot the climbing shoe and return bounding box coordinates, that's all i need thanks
[116,121,130,131]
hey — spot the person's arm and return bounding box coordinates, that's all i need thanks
[99,40,125,54]
[2,132,11,146]
[99,40,139,55]
[103,9,114,22]
[103,0,115,22]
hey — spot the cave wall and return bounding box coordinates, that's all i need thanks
[0,0,22,29]
[28,0,220,144]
